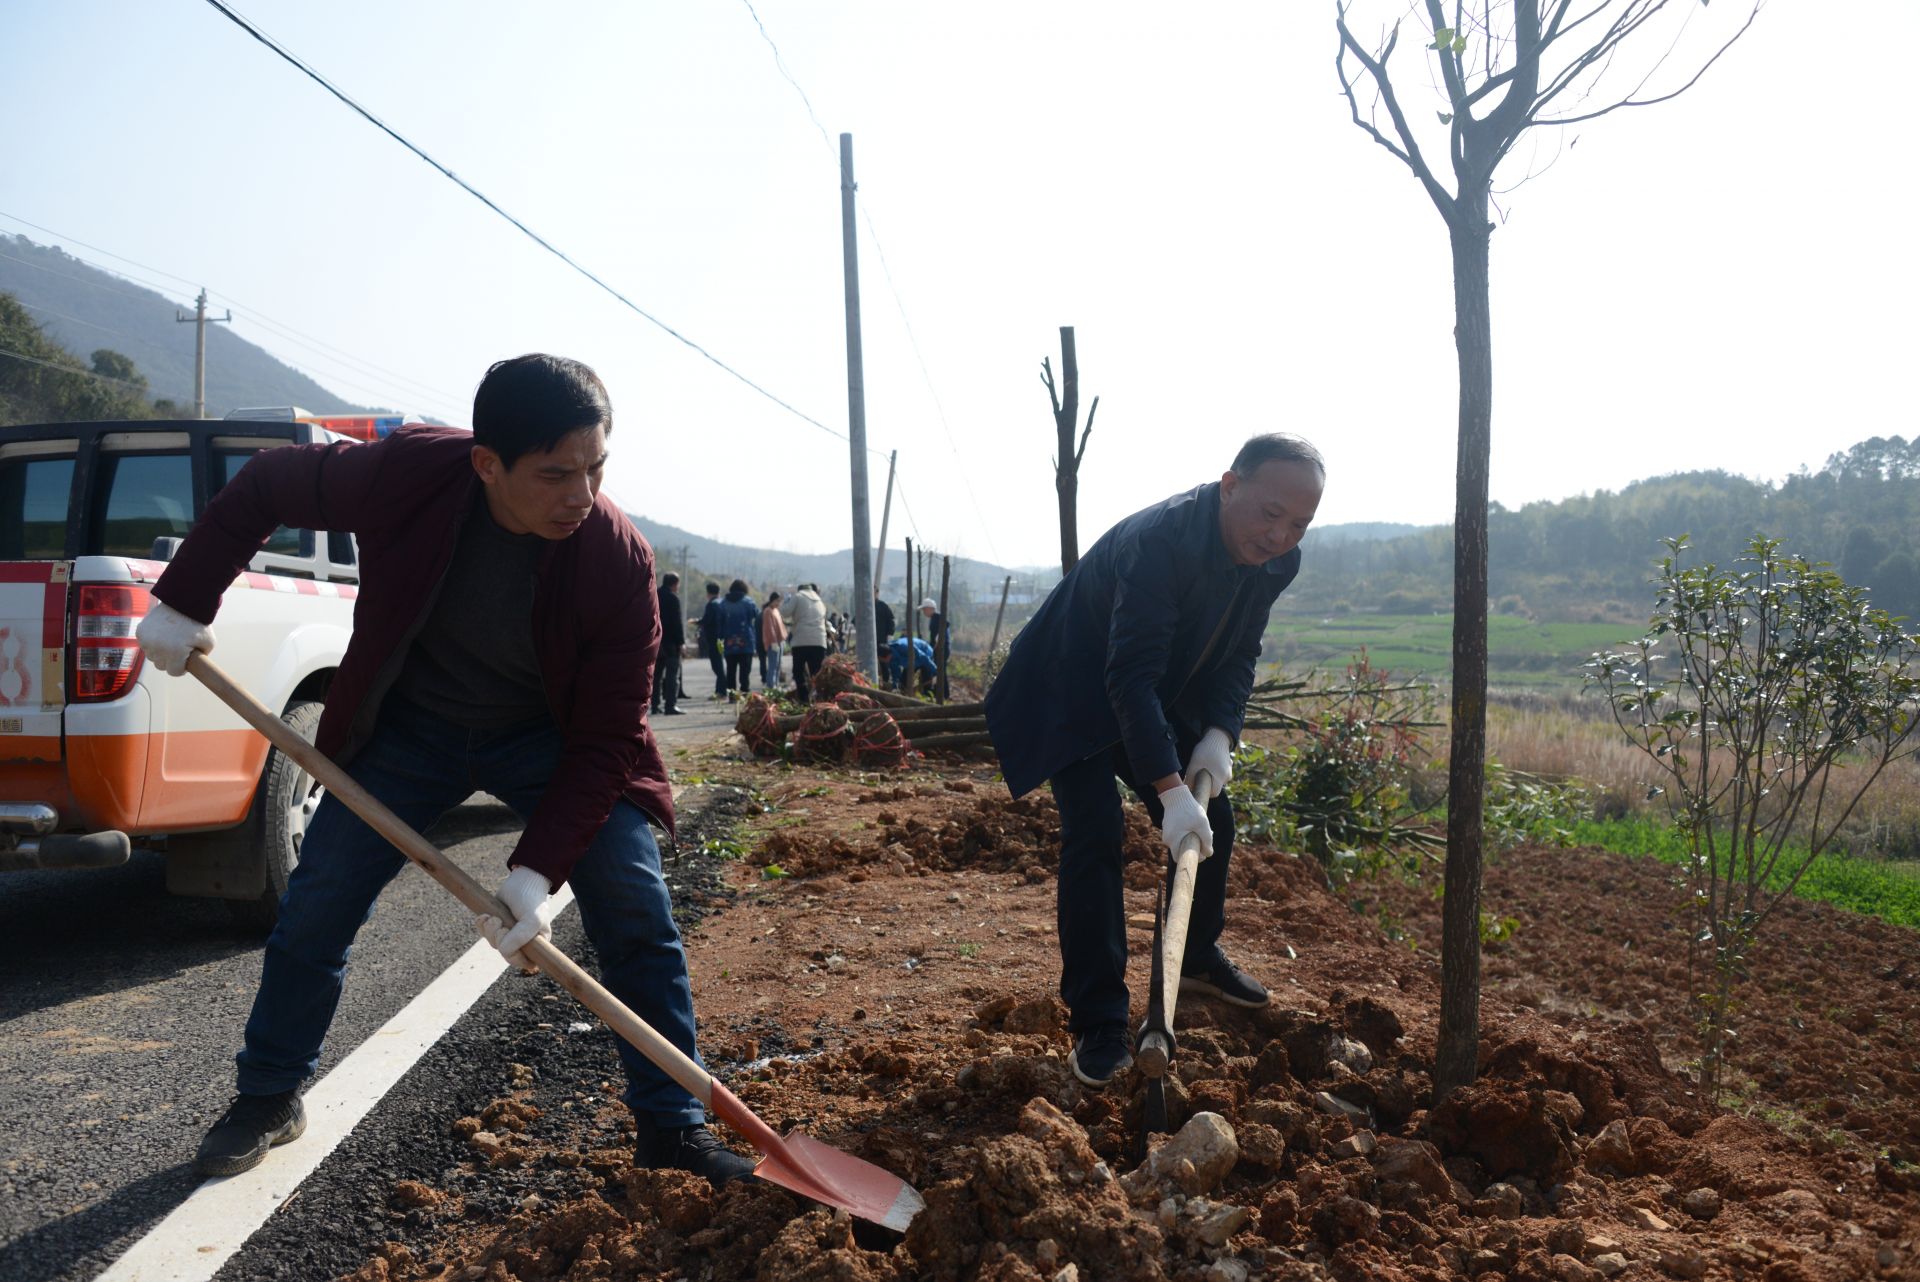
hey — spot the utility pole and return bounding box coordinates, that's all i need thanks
[174,287,231,418]
[873,448,897,596]
[839,133,878,681]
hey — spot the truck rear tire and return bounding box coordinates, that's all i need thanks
[171,700,325,933]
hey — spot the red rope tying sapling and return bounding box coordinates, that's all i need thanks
[792,703,853,763]
[734,693,785,759]
[809,654,873,702]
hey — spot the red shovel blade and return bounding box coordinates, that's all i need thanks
[757,1130,925,1233]
[711,1082,924,1232]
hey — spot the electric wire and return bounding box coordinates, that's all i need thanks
[0,344,156,393]
[16,299,144,343]
[200,0,849,443]
[736,0,1002,560]
[0,211,465,409]
[0,236,461,414]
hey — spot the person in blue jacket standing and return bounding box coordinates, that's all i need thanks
[984,434,1324,1088]
[715,579,760,702]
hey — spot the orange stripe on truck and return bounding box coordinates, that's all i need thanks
[62,728,265,833]
[0,734,62,763]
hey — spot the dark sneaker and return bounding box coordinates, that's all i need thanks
[1068,1024,1135,1088]
[661,708,685,716]
[194,1090,306,1177]
[639,1122,758,1187]
[1180,956,1271,1008]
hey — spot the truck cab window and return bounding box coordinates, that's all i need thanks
[89,453,193,557]
[0,455,74,560]
[327,530,356,567]
[212,451,305,556]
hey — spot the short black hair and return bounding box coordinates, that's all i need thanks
[706,581,720,595]
[661,572,680,589]
[1231,433,1325,479]
[729,578,749,594]
[472,354,612,469]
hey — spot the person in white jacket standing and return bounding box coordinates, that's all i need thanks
[786,583,829,702]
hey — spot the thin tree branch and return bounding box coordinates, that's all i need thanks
[1535,2,1762,126]
[1336,6,1458,217]
[1075,395,1098,467]
[1039,356,1060,417]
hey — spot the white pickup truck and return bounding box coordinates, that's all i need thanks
[0,417,360,928]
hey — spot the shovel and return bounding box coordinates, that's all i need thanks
[187,653,924,1233]
[1133,768,1214,1161]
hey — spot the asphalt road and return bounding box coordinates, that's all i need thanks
[0,695,739,1282]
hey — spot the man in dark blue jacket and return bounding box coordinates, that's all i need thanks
[697,582,725,699]
[652,573,684,716]
[984,434,1324,1087]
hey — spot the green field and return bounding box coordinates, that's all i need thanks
[1569,817,1920,929]
[1263,612,1637,687]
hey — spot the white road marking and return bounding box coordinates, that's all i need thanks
[94,885,576,1282]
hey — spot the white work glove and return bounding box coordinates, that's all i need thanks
[476,866,553,970]
[1184,727,1234,800]
[135,601,216,677]
[1157,783,1215,862]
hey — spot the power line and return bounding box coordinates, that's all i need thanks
[200,0,848,443]
[735,0,1001,560]
[892,474,924,543]
[739,0,836,152]
[0,211,465,408]
[0,344,155,393]
[17,299,145,343]
[0,233,462,414]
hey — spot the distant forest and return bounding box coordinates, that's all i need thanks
[0,235,369,417]
[0,291,184,424]
[1288,437,1920,624]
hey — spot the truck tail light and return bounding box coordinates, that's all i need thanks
[72,584,151,702]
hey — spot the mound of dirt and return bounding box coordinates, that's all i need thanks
[339,774,1920,1282]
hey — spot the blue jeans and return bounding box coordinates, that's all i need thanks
[761,643,783,686]
[235,697,706,1128]
[1048,739,1234,1035]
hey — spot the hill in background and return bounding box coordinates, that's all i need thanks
[1285,439,1920,624]
[0,235,370,417]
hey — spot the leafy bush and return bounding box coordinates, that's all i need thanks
[1587,535,1920,1095]
[1235,652,1442,887]
[1482,762,1588,850]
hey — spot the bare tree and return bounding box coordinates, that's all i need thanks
[1040,326,1099,575]
[1333,0,1762,1100]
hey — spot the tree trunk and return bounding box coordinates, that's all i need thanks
[1055,327,1081,575]
[1436,197,1493,1103]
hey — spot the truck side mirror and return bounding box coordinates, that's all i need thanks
[149,536,184,563]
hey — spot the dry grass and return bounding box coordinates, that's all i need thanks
[1482,690,1920,861]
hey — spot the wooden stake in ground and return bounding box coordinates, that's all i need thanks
[986,574,1012,685]
[936,554,952,704]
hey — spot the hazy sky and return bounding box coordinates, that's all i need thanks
[3,1,1912,568]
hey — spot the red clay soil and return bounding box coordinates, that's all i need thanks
[341,757,1920,1282]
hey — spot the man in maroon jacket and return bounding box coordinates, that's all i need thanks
[135,355,752,1185]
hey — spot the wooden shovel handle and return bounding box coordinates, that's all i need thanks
[185,653,717,1107]
[1140,769,1214,1070]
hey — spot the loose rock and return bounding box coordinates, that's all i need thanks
[1679,1186,1722,1221]
[1121,1112,1238,1199]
